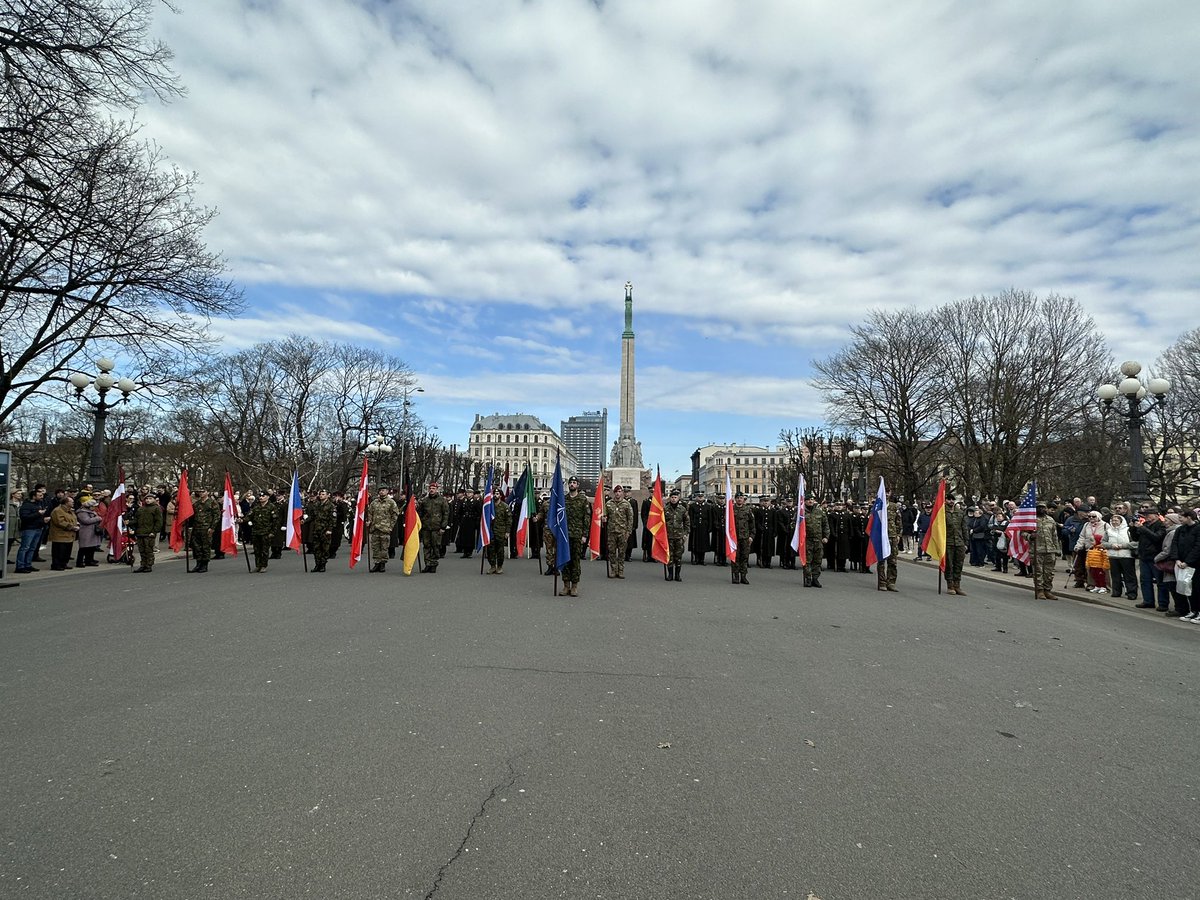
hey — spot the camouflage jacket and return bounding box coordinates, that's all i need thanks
[664,501,690,539]
[245,501,279,538]
[732,503,757,542]
[366,496,400,534]
[491,497,512,537]
[604,498,634,538]
[805,505,827,542]
[565,492,591,540]
[419,493,450,530]
[192,496,221,532]
[307,498,336,534]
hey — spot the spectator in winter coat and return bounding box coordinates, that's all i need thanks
[1130,508,1168,610]
[1101,514,1137,601]
[1073,510,1106,589]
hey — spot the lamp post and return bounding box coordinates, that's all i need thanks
[1097,360,1170,504]
[364,435,393,489]
[68,358,138,489]
[847,438,874,502]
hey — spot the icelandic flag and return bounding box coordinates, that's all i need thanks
[548,453,571,567]
[789,473,807,560]
[286,470,303,553]
[723,469,737,559]
[220,471,239,555]
[864,476,891,566]
[477,465,495,551]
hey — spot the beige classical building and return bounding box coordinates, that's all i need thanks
[692,443,788,498]
[467,413,578,491]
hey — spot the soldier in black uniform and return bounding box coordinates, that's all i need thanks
[711,494,727,566]
[460,489,481,558]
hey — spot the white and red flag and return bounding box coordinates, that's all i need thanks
[350,457,369,568]
[724,469,737,560]
[789,473,807,561]
[103,466,128,562]
[220,472,239,555]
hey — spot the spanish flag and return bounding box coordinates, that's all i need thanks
[402,492,422,575]
[921,478,947,572]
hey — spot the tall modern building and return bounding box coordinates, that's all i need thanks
[561,409,607,483]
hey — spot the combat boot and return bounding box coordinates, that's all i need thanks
[487,565,497,574]
[377,561,386,573]
[570,582,579,597]
[811,576,822,588]
[803,573,811,587]
[740,573,749,585]
[954,581,967,596]
[674,565,682,582]
[193,562,208,573]
[945,583,957,595]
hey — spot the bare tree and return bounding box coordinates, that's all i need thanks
[813,309,950,501]
[0,0,240,424]
[938,292,1110,501]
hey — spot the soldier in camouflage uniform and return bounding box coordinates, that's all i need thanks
[365,488,400,572]
[306,488,336,572]
[730,491,756,584]
[537,494,557,575]
[876,499,902,592]
[418,481,450,573]
[1027,503,1060,600]
[269,490,286,559]
[804,497,828,587]
[561,476,591,596]
[664,488,691,582]
[132,494,164,573]
[603,485,634,579]
[244,492,279,573]
[190,488,221,573]
[487,487,511,574]
[944,497,969,595]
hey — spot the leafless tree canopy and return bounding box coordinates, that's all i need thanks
[0,0,240,424]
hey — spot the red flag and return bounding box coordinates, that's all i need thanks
[646,468,670,564]
[170,469,194,552]
[350,457,369,569]
[102,466,128,562]
[220,472,239,555]
[587,477,605,559]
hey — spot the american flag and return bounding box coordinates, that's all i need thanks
[477,465,495,551]
[1005,481,1038,565]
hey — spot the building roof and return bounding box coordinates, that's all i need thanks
[472,413,554,431]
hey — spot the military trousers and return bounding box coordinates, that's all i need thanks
[607,533,628,575]
[1034,552,1056,593]
[946,545,966,582]
[487,537,507,570]
[544,531,557,569]
[732,543,750,576]
[805,542,824,578]
[420,528,442,568]
[876,555,897,589]
[310,533,331,566]
[668,536,685,567]
[191,527,213,563]
[369,532,391,563]
[252,536,271,570]
[136,535,157,570]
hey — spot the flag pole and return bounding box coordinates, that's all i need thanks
[243,535,252,573]
[184,524,191,573]
[301,539,309,573]
[1030,532,1040,600]
[937,564,942,595]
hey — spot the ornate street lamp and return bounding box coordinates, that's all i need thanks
[1097,360,1169,504]
[68,358,138,489]
[847,438,874,502]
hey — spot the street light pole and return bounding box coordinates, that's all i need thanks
[68,358,138,489]
[398,384,424,494]
[1097,360,1170,505]
[847,438,874,503]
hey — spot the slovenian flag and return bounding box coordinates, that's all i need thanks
[864,476,891,567]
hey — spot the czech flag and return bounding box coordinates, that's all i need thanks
[285,470,303,553]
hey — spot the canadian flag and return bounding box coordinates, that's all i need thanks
[220,471,239,555]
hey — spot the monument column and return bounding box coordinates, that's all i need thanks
[609,281,645,490]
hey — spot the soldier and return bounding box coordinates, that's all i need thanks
[329,491,348,559]
[640,495,653,562]
[418,481,450,573]
[269,490,286,559]
[688,494,709,565]
[604,484,634,578]
[804,497,829,587]
[561,476,592,596]
[624,494,638,562]
[710,494,727,566]
[730,491,756,585]
[664,487,691,582]
[244,492,279,573]
[487,486,511,574]
[1026,502,1060,600]
[876,498,902,592]
[944,496,969,595]
[460,489,481,558]
[306,488,336,572]
[132,494,164,573]
[365,488,400,572]
[752,499,769,568]
[537,492,557,575]
[778,498,797,569]
[190,488,221,573]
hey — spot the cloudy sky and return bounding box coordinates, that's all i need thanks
[139,0,1199,477]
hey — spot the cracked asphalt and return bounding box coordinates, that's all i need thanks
[1,553,1197,899]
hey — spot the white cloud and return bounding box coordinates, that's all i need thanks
[133,0,1200,459]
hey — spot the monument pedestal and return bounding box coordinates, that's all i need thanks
[609,467,646,492]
